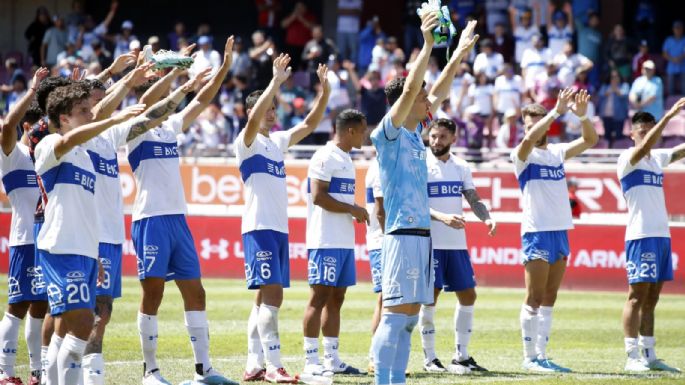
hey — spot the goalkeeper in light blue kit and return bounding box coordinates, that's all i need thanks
[369,3,478,383]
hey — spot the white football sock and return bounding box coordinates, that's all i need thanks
[639,335,657,363]
[520,305,539,360]
[26,315,44,372]
[625,337,640,359]
[419,305,436,363]
[246,304,264,369]
[137,312,159,373]
[184,311,211,374]
[303,337,319,366]
[257,304,282,370]
[45,334,63,385]
[536,306,553,359]
[57,334,86,385]
[40,345,48,385]
[455,305,474,361]
[82,352,105,385]
[0,312,21,376]
[322,336,341,367]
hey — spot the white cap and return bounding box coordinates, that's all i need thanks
[129,39,141,50]
[122,20,133,30]
[643,60,655,70]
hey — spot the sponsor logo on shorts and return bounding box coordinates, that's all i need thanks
[641,252,656,262]
[256,251,273,260]
[26,266,42,277]
[529,248,550,261]
[66,271,85,283]
[144,245,159,256]
[100,258,112,266]
[406,268,419,280]
[323,256,336,264]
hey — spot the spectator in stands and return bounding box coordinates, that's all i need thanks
[191,36,221,76]
[495,108,523,149]
[302,25,338,88]
[568,178,582,218]
[41,15,68,69]
[554,40,593,88]
[231,37,251,79]
[573,69,595,95]
[249,30,275,90]
[358,16,385,72]
[468,71,495,144]
[547,8,574,57]
[494,63,523,123]
[490,22,514,64]
[599,70,630,148]
[1,59,24,95]
[521,33,551,92]
[75,2,117,64]
[576,11,602,87]
[191,22,212,44]
[605,24,632,81]
[345,61,386,127]
[148,36,161,53]
[66,0,86,43]
[277,75,307,125]
[630,59,664,119]
[512,7,538,68]
[336,0,362,63]
[662,20,685,96]
[462,105,486,148]
[25,6,53,67]
[632,40,655,81]
[474,38,504,81]
[112,20,137,58]
[326,58,352,113]
[91,39,112,70]
[424,57,441,91]
[633,0,657,52]
[281,1,316,70]
[563,94,595,139]
[450,62,474,117]
[485,0,509,34]
[226,102,247,145]
[403,0,424,56]
[2,73,27,115]
[55,42,78,65]
[256,0,282,40]
[167,21,187,51]
[195,104,229,154]
[541,86,564,143]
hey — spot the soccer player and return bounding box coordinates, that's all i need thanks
[0,67,49,385]
[37,83,145,385]
[128,36,238,385]
[364,157,383,373]
[236,56,330,383]
[419,118,496,374]
[512,88,597,372]
[618,98,685,373]
[303,109,369,376]
[369,12,479,385]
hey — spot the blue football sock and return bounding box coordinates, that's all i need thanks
[390,315,418,384]
[372,313,407,385]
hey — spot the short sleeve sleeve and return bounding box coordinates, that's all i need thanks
[372,165,383,198]
[164,112,185,136]
[547,143,568,162]
[42,29,52,44]
[463,164,475,190]
[616,149,634,178]
[652,149,673,169]
[308,151,334,182]
[370,112,401,147]
[34,134,61,175]
[510,146,528,175]
[102,116,146,148]
[271,130,293,153]
[94,23,107,36]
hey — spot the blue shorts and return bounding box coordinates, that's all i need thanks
[521,230,570,265]
[96,243,122,298]
[132,214,201,281]
[369,249,382,293]
[8,245,46,303]
[625,237,673,284]
[41,252,97,316]
[433,249,476,292]
[243,230,290,289]
[381,233,434,307]
[33,221,47,296]
[308,249,356,287]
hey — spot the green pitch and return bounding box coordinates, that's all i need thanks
[4,277,684,384]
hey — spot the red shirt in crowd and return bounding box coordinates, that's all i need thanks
[285,12,316,47]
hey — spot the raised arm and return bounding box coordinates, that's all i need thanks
[428,20,479,115]
[288,64,331,146]
[463,189,496,235]
[53,104,145,159]
[311,179,369,224]
[1,68,49,155]
[629,97,685,165]
[243,53,292,147]
[564,89,598,159]
[389,12,439,128]
[343,60,362,91]
[177,36,235,132]
[95,52,137,83]
[93,63,155,121]
[516,87,575,162]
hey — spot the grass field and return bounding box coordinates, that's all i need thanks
[3,277,684,384]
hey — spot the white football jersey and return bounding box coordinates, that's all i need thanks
[0,143,40,246]
[617,148,671,241]
[511,143,573,235]
[34,134,98,259]
[306,142,356,249]
[235,130,292,234]
[126,113,186,221]
[427,153,474,250]
[365,159,383,251]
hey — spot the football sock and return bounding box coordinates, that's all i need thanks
[520,305,539,360]
[418,305,436,363]
[455,305,474,361]
[536,306,553,359]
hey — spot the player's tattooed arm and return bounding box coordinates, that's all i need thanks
[463,189,496,236]
[1,67,48,155]
[516,87,575,162]
[631,97,685,165]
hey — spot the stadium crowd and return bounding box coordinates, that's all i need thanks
[3,0,685,155]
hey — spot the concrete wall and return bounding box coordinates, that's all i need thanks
[0,0,72,57]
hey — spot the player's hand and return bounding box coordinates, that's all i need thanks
[223,35,235,66]
[665,97,685,120]
[570,89,590,118]
[485,219,497,236]
[31,67,49,87]
[420,11,440,46]
[182,67,212,93]
[110,52,137,75]
[441,214,465,229]
[350,204,370,224]
[316,63,331,95]
[112,104,146,123]
[180,43,196,57]
[554,87,575,115]
[454,20,479,59]
[126,62,155,87]
[97,257,105,287]
[71,67,86,81]
[272,53,292,85]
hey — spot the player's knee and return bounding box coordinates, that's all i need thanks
[328,290,346,308]
[7,302,30,319]
[308,289,330,309]
[95,297,113,326]
[643,291,660,309]
[458,289,477,305]
[525,292,544,307]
